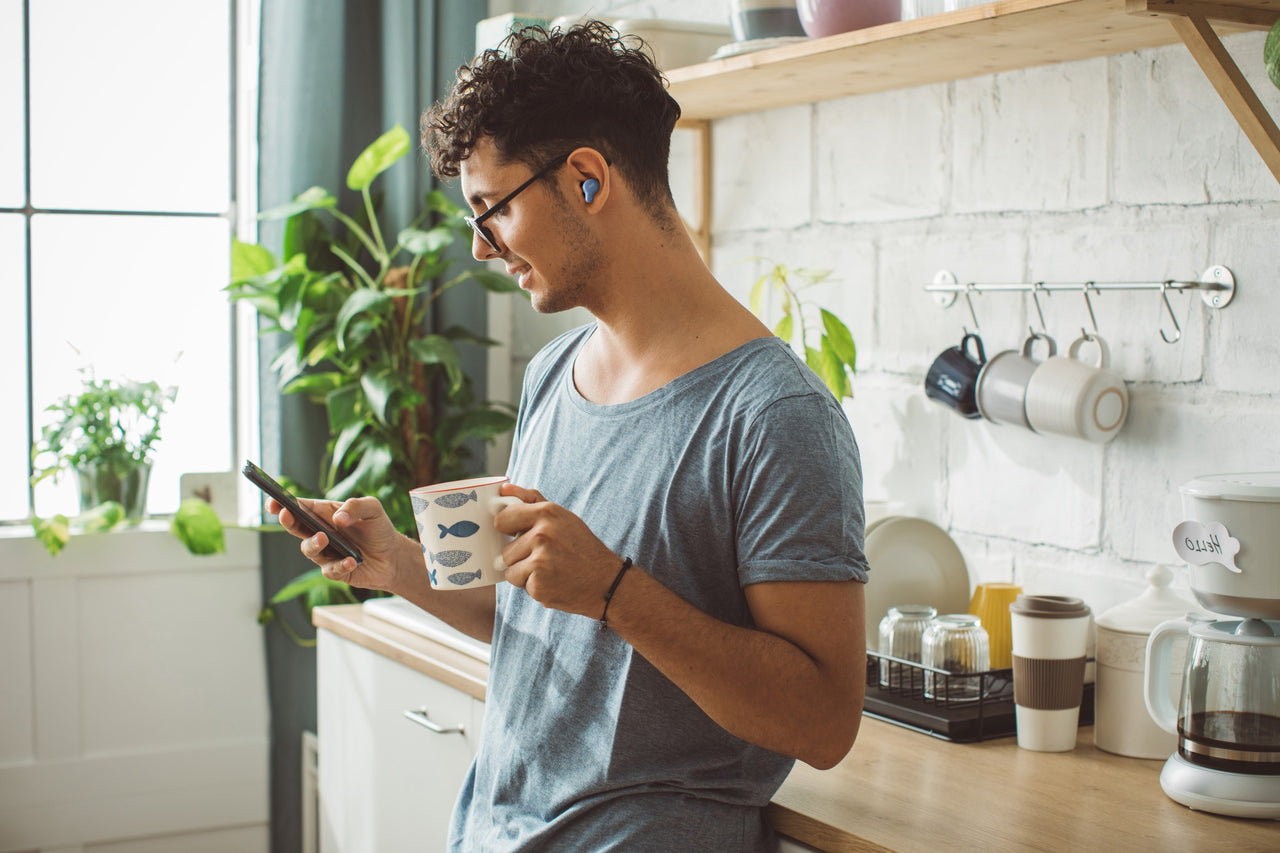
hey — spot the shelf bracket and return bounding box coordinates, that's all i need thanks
[676,119,713,263]
[1131,0,1280,184]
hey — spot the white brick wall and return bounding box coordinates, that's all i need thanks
[492,2,1280,617]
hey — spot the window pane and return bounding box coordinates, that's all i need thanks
[0,0,24,207]
[0,214,29,519]
[29,0,231,213]
[31,214,233,518]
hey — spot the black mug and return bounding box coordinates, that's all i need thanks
[925,332,987,418]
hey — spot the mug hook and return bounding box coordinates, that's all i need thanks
[1159,280,1182,344]
[1081,281,1100,340]
[962,282,981,334]
[1030,281,1050,335]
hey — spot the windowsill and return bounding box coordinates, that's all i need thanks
[0,521,262,581]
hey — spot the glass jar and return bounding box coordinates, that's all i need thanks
[923,613,990,702]
[878,605,937,689]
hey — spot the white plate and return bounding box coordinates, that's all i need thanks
[709,36,807,60]
[863,516,971,650]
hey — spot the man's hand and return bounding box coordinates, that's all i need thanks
[494,483,622,618]
[268,495,408,594]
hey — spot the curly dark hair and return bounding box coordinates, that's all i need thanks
[422,21,682,217]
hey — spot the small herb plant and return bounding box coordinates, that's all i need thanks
[749,261,858,400]
[28,372,227,557]
[31,373,175,490]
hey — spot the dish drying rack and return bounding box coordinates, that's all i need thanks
[864,652,1094,743]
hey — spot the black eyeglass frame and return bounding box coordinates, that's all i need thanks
[464,154,569,253]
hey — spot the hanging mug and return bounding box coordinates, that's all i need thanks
[924,332,987,418]
[975,330,1057,429]
[1025,332,1129,443]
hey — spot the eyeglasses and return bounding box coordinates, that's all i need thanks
[464,155,568,254]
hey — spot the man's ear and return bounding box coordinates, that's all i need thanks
[566,147,610,211]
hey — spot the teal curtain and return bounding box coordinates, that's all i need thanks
[253,3,487,851]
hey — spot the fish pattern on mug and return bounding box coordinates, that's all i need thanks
[433,490,478,509]
[429,568,437,586]
[448,569,483,586]
[429,549,473,568]
[411,494,433,516]
[438,520,480,539]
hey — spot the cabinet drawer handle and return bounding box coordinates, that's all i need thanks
[403,707,465,735]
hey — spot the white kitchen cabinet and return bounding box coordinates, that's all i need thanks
[317,628,484,853]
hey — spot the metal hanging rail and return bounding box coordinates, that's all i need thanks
[925,266,1235,307]
[925,266,1235,344]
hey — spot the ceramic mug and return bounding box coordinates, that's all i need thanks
[410,476,521,590]
[1024,333,1128,443]
[975,331,1056,429]
[924,332,987,418]
[729,0,806,41]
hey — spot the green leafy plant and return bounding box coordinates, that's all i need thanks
[31,373,175,491]
[228,124,524,640]
[29,373,181,554]
[749,261,857,400]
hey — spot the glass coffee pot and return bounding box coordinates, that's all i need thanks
[1146,616,1280,817]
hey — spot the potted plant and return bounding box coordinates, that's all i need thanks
[749,260,858,400]
[31,373,176,516]
[228,124,525,639]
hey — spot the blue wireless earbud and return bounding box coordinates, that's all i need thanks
[581,178,600,204]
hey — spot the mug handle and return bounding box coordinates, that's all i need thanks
[1068,332,1110,368]
[488,495,522,515]
[1021,330,1057,359]
[962,332,986,365]
[488,495,522,573]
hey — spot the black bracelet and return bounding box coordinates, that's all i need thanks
[599,557,633,630]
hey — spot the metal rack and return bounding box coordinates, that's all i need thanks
[925,265,1235,344]
[864,652,1096,742]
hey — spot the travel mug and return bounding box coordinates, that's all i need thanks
[1010,594,1092,751]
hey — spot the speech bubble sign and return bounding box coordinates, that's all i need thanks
[1173,520,1242,573]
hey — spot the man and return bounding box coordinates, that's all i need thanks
[273,21,868,851]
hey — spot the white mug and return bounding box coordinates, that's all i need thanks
[1024,333,1128,443]
[975,330,1056,429]
[410,476,521,590]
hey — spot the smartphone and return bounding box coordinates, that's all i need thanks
[242,460,363,564]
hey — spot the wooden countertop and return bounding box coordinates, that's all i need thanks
[316,605,1280,852]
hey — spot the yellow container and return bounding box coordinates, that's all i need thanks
[968,582,1022,669]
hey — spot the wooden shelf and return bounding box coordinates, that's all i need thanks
[666,0,1275,120]
[666,0,1279,254]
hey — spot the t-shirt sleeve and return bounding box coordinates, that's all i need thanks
[733,392,870,586]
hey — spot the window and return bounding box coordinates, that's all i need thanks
[2,0,255,522]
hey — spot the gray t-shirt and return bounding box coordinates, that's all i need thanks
[449,325,868,852]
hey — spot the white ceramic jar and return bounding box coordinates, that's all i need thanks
[1093,565,1197,758]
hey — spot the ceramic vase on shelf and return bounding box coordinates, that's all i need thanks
[728,0,806,41]
[797,0,901,37]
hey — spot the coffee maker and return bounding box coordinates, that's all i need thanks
[1146,471,1280,819]
[1145,473,1280,819]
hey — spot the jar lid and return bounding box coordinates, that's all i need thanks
[1095,565,1195,634]
[1009,594,1090,619]
[1180,472,1280,502]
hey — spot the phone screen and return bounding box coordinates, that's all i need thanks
[242,460,363,563]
